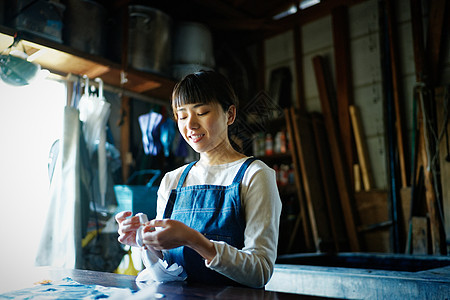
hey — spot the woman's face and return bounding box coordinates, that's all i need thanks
[175,102,235,156]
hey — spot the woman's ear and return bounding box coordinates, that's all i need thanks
[227,105,237,125]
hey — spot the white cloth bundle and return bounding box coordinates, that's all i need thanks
[135,213,187,283]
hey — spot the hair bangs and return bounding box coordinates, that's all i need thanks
[172,74,216,110]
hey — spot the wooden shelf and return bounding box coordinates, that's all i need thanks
[0,25,176,102]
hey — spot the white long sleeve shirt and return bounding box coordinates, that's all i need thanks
[156,157,282,288]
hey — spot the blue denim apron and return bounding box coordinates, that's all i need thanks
[163,157,256,285]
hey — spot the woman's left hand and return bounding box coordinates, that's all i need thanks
[142,219,217,262]
[141,219,192,250]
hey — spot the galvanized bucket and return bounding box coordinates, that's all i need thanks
[128,5,172,75]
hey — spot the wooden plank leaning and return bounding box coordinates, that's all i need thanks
[312,55,360,252]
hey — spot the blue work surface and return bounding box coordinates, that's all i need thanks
[0,277,132,299]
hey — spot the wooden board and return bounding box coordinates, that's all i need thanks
[399,187,412,241]
[409,0,426,83]
[311,112,349,251]
[385,0,408,188]
[412,216,428,255]
[426,0,448,85]
[435,87,450,247]
[293,25,306,112]
[354,190,391,252]
[354,164,362,192]
[332,6,355,184]
[290,110,334,252]
[417,92,446,254]
[284,109,314,252]
[349,105,374,191]
[354,190,389,227]
[312,55,360,251]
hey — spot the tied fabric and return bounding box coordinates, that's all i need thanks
[134,213,187,283]
[160,118,176,157]
[138,112,163,156]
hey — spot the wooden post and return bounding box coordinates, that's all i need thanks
[290,109,334,252]
[332,6,355,184]
[435,87,450,249]
[417,91,446,255]
[409,0,447,255]
[120,96,131,182]
[386,0,408,188]
[409,0,427,83]
[285,108,313,252]
[293,24,306,112]
[312,112,350,252]
[312,55,360,252]
[426,0,448,86]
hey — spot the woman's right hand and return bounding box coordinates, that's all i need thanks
[115,211,140,247]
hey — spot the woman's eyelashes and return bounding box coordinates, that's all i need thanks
[197,111,210,116]
[178,111,210,120]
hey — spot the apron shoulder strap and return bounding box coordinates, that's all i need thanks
[176,161,197,189]
[232,157,257,184]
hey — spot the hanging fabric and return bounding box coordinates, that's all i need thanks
[138,110,163,156]
[160,117,176,157]
[36,106,83,269]
[36,75,123,272]
[78,77,111,207]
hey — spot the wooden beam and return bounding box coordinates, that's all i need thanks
[264,0,367,38]
[285,108,313,252]
[293,23,306,112]
[312,55,360,252]
[417,90,447,255]
[332,6,355,183]
[409,0,427,83]
[386,0,408,188]
[435,87,450,249]
[290,110,335,252]
[312,112,350,251]
[426,0,448,86]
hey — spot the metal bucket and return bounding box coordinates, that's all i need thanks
[64,0,106,56]
[128,5,172,75]
[6,0,64,43]
[172,21,215,67]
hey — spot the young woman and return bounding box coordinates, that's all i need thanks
[115,71,282,288]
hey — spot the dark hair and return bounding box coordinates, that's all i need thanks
[172,70,238,117]
[172,70,242,152]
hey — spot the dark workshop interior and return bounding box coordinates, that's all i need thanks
[0,0,449,298]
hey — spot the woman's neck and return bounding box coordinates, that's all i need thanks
[199,142,246,166]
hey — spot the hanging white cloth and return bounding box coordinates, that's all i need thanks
[78,78,111,207]
[35,106,83,268]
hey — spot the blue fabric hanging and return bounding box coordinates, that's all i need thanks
[138,111,163,156]
[160,118,176,157]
